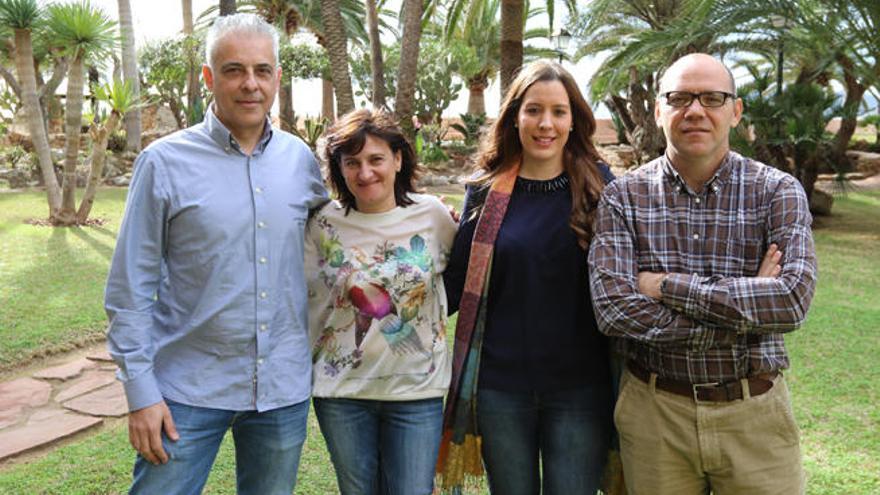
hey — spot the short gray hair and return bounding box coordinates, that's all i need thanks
[205,13,280,70]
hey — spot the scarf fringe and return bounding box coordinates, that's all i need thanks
[436,430,483,490]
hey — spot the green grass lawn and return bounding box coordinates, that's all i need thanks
[0,188,128,372]
[0,188,877,494]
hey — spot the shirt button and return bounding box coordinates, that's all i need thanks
[694,198,701,204]
[260,323,268,331]
[259,256,267,264]
[257,221,266,229]
[692,272,699,277]
[257,358,264,365]
[255,187,263,194]
[260,291,268,299]
[693,233,700,240]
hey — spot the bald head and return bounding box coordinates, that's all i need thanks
[660,53,736,95]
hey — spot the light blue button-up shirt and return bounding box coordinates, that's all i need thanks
[105,107,327,412]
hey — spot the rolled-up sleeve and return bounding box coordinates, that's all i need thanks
[104,151,169,412]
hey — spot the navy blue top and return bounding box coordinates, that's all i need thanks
[445,165,615,392]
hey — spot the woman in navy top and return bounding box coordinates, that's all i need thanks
[438,60,615,494]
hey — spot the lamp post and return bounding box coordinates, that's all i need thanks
[551,28,571,64]
[770,15,789,98]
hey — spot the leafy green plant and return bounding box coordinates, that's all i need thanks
[450,112,486,147]
[139,35,201,129]
[351,35,462,125]
[415,124,448,164]
[1,144,28,168]
[734,63,842,201]
[292,116,329,151]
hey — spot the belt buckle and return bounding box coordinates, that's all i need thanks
[692,382,720,402]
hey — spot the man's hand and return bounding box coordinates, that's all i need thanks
[128,400,179,465]
[637,272,666,300]
[757,243,782,278]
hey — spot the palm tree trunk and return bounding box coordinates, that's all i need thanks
[500,0,524,97]
[467,76,488,116]
[278,76,295,132]
[12,28,61,220]
[366,0,385,109]
[395,0,423,137]
[219,0,236,15]
[58,56,86,225]
[117,0,141,151]
[321,0,355,115]
[182,0,199,123]
[322,78,335,121]
[833,56,866,167]
[77,111,120,223]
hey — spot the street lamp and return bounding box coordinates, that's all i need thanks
[551,28,571,63]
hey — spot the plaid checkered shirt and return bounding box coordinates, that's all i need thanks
[588,151,818,383]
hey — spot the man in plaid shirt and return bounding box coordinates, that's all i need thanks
[589,53,817,494]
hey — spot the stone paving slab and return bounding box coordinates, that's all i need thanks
[62,382,128,417]
[86,350,114,363]
[0,378,53,430]
[0,409,103,461]
[55,369,118,403]
[33,357,97,381]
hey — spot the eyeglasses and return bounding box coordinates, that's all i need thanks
[662,91,736,108]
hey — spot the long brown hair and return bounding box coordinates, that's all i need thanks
[472,60,604,247]
[321,109,420,213]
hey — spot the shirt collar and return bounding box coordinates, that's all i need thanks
[203,104,274,155]
[661,151,735,195]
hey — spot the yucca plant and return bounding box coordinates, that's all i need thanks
[76,78,138,223]
[45,0,117,225]
[0,0,61,220]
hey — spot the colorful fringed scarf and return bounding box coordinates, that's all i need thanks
[436,163,519,491]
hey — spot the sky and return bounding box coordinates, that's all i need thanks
[82,0,610,118]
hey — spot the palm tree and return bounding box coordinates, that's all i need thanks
[573,0,736,161]
[0,0,61,221]
[116,0,140,151]
[444,0,550,116]
[223,0,367,125]
[46,0,116,225]
[321,0,355,114]
[395,0,421,136]
[77,78,137,222]
[815,0,879,165]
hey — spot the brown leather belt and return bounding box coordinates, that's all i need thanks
[627,361,777,402]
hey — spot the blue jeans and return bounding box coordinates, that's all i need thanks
[477,385,613,495]
[130,398,309,495]
[313,397,443,495]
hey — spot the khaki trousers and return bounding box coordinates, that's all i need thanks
[614,367,805,495]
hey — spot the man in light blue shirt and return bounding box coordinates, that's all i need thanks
[105,13,327,494]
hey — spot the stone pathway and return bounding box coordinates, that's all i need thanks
[0,344,127,462]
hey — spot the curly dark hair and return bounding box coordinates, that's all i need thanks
[320,109,421,213]
[471,60,605,248]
